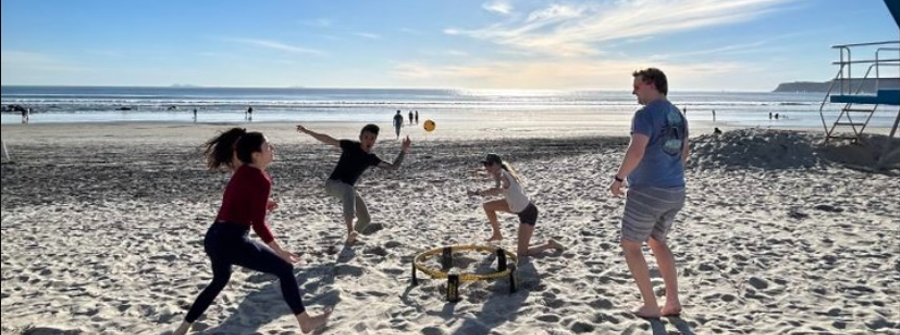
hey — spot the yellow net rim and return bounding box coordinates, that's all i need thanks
[414,244,518,282]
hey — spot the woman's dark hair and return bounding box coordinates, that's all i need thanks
[203,128,266,171]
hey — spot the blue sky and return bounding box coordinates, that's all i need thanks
[1,0,897,90]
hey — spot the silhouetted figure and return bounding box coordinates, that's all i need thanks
[408,111,413,125]
[393,110,404,139]
[193,109,198,123]
[714,127,723,135]
[246,106,254,121]
[774,113,780,120]
[22,108,29,124]
[769,112,773,120]
[712,109,716,122]
[415,111,419,124]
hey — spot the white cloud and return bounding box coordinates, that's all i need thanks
[449,0,799,57]
[482,0,513,15]
[228,38,324,56]
[420,49,470,57]
[392,58,751,89]
[354,32,381,39]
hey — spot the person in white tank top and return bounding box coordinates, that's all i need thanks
[471,153,563,261]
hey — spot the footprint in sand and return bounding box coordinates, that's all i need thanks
[421,326,445,335]
[334,264,364,277]
[360,223,384,235]
[569,321,596,333]
[363,246,389,257]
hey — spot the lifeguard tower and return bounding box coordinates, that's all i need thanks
[818,0,900,147]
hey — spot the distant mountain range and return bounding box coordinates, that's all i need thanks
[773,78,900,93]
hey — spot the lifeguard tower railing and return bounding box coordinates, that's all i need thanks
[818,40,900,144]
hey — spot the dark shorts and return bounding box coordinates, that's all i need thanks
[516,202,539,226]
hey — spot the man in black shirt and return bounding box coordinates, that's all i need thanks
[296,124,412,243]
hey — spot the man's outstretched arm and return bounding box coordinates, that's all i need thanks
[296,125,340,147]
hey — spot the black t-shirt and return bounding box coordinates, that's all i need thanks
[393,114,403,127]
[328,140,383,185]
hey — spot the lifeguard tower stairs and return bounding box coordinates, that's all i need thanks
[818,0,900,145]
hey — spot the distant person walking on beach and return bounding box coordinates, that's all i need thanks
[712,109,716,122]
[470,153,562,261]
[21,108,29,124]
[296,124,411,244]
[246,106,254,121]
[769,112,773,120]
[393,110,404,139]
[408,111,414,125]
[415,111,419,124]
[610,68,689,319]
[193,108,198,123]
[174,128,331,335]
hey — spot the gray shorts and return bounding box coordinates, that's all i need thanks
[325,179,371,228]
[621,187,685,243]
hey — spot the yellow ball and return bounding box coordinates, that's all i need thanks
[424,119,436,132]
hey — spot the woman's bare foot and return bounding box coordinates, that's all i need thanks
[485,233,503,242]
[632,304,661,319]
[297,308,333,334]
[661,302,682,316]
[346,231,358,244]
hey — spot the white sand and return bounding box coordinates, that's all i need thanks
[1,121,898,335]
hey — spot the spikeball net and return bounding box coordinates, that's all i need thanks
[411,244,519,302]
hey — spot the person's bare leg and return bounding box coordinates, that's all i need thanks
[649,237,681,316]
[482,199,510,241]
[622,239,660,318]
[344,217,357,244]
[296,308,333,334]
[517,224,563,260]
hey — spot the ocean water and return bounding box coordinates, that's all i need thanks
[1,86,895,128]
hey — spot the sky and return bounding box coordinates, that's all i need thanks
[1,0,897,91]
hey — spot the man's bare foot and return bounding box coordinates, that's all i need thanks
[661,303,682,316]
[485,233,503,242]
[297,308,333,334]
[632,305,661,319]
[346,231,358,244]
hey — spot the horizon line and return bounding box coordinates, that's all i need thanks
[0,84,786,93]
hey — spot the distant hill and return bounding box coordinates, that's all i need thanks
[773,78,900,93]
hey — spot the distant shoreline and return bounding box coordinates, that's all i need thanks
[772,78,900,93]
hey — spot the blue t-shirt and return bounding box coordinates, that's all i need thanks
[628,99,687,188]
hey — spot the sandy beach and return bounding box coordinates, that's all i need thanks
[1,121,898,335]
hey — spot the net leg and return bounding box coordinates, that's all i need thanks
[508,264,518,294]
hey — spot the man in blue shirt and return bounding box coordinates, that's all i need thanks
[610,68,689,319]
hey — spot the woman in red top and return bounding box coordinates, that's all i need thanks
[174,128,331,335]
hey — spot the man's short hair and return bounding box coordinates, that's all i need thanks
[632,68,668,95]
[361,124,380,136]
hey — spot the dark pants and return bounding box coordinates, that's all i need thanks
[184,222,305,322]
